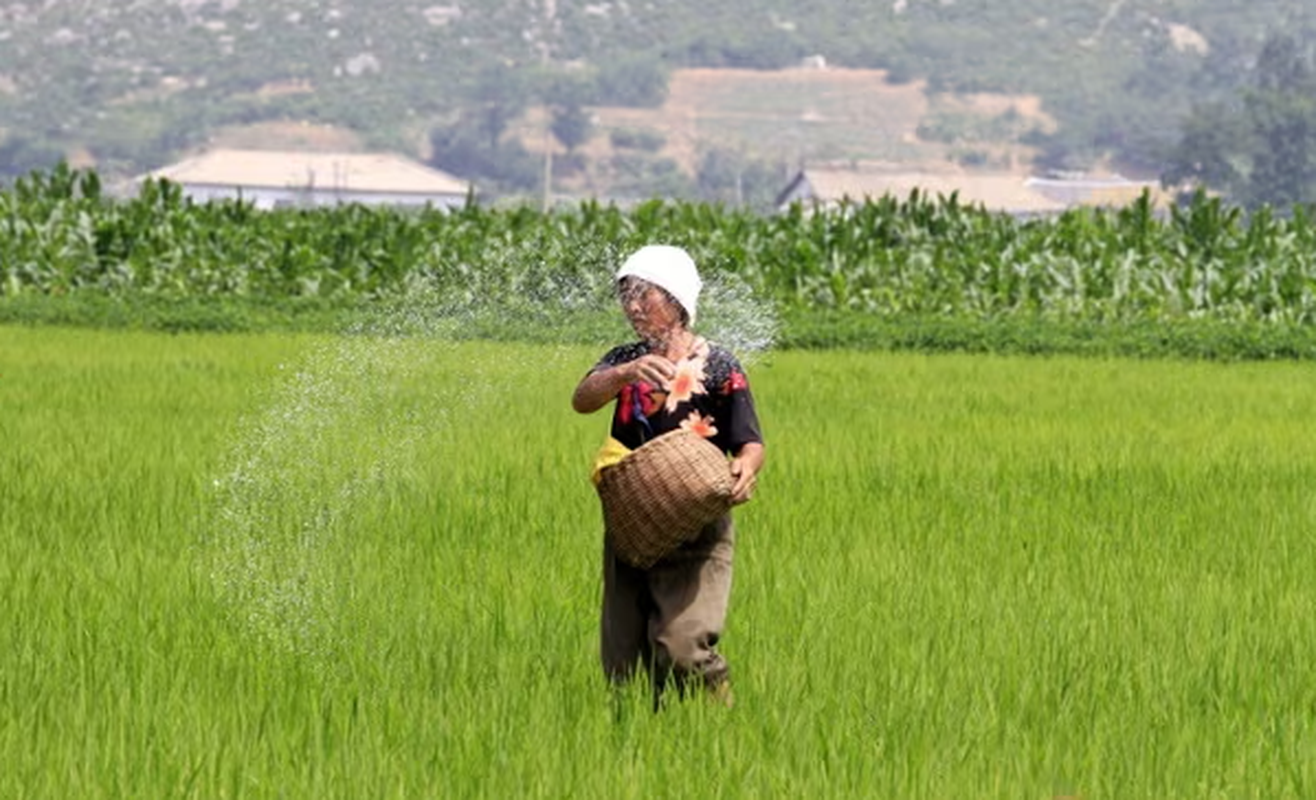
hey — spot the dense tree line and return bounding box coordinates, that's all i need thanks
[1164,34,1316,209]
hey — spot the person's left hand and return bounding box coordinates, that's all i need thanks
[729,456,758,505]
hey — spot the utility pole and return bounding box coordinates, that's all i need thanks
[540,0,555,212]
[542,118,554,211]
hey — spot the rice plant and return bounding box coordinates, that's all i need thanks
[3,325,1315,797]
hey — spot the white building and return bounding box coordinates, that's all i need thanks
[777,166,1170,217]
[1023,173,1167,208]
[776,167,1067,217]
[139,149,473,209]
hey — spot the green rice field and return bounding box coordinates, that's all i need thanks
[3,324,1316,798]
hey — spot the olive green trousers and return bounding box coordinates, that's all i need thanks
[600,515,734,702]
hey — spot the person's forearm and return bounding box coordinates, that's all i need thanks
[729,441,765,504]
[572,366,628,414]
[736,441,765,473]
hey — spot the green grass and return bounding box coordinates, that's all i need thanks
[15,293,1316,363]
[3,325,1316,797]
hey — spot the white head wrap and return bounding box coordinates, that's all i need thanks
[615,245,703,325]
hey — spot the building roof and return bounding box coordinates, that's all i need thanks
[1024,175,1171,208]
[142,149,471,196]
[778,168,1068,215]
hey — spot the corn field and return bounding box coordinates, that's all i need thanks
[4,164,1316,326]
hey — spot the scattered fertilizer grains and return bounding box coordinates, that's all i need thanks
[3,325,1316,797]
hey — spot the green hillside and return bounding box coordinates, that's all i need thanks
[0,0,1310,195]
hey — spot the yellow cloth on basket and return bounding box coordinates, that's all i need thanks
[591,437,633,486]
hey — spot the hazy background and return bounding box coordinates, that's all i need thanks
[1,0,1312,208]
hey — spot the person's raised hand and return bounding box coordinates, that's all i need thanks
[626,354,676,388]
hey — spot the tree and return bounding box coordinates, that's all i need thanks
[427,60,540,195]
[1243,35,1316,208]
[594,55,668,108]
[1164,32,1316,208]
[0,135,65,181]
[465,62,529,152]
[549,103,593,154]
[1161,102,1248,192]
[695,147,783,211]
[427,122,540,194]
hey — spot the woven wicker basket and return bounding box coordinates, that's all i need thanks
[596,430,734,569]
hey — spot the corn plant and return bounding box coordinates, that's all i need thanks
[4,167,1316,328]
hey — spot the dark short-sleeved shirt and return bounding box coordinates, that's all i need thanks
[590,338,763,454]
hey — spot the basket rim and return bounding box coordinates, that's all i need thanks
[596,429,733,568]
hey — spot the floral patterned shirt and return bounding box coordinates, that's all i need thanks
[590,337,763,454]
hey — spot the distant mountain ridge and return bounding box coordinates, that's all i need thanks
[0,0,1308,184]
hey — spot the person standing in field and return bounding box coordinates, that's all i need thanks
[572,245,765,707]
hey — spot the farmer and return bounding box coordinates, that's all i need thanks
[572,244,765,707]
